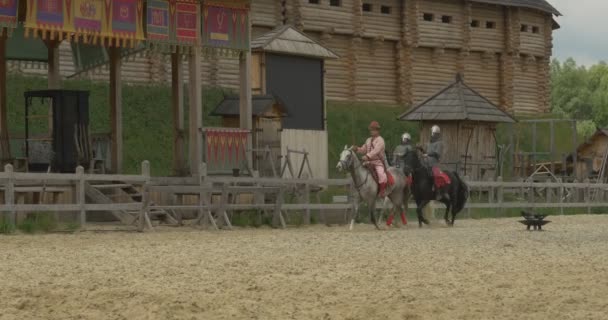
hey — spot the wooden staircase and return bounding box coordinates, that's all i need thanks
[85,181,178,226]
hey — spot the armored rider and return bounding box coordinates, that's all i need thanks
[393,132,414,170]
[425,125,450,195]
[351,121,388,197]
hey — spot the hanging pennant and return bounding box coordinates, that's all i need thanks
[202,0,250,53]
[0,0,19,31]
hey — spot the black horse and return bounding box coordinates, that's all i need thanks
[402,147,468,227]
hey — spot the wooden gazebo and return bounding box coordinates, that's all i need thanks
[0,0,254,176]
[398,74,516,180]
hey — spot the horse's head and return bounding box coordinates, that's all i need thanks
[336,146,356,172]
[402,146,423,176]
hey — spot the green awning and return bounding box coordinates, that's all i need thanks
[6,26,48,62]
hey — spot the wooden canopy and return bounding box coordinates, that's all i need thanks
[398,74,516,123]
[211,95,287,118]
[251,25,338,60]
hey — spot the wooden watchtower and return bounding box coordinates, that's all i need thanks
[398,74,516,180]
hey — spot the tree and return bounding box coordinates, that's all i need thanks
[551,59,608,127]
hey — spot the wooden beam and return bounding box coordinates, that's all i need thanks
[45,40,61,89]
[0,29,10,162]
[188,47,202,176]
[109,47,123,173]
[239,50,253,170]
[171,52,185,176]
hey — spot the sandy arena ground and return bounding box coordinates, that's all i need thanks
[2,215,608,320]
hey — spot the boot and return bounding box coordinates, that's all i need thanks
[386,214,395,227]
[378,182,387,197]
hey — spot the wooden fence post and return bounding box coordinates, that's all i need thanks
[558,178,564,215]
[138,160,151,232]
[4,164,14,230]
[584,178,591,214]
[304,183,311,225]
[198,162,217,230]
[497,177,503,217]
[273,186,286,228]
[76,166,86,229]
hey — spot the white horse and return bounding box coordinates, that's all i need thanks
[336,146,410,230]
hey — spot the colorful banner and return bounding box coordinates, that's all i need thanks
[146,0,169,41]
[202,4,249,52]
[0,0,19,29]
[25,0,144,44]
[73,0,103,39]
[107,0,144,45]
[145,0,199,49]
[203,128,249,174]
[25,0,73,38]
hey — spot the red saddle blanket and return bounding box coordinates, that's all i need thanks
[433,167,451,189]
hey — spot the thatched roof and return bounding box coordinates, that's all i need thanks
[471,0,561,16]
[211,95,287,118]
[398,74,517,123]
[251,25,339,59]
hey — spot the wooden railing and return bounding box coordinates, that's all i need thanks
[2,162,608,232]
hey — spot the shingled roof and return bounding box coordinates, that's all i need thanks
[251,25,339,59]
[398,74,516,123]
[471,0,561,16]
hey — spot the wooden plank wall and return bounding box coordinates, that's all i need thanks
[281,129,328,179]
[464,51,500,105]
[411,47,459,104]
[5,0,556,116]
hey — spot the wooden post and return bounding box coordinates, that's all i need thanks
[497,176,504,217]
[558,178,564,215]
[273,186,286,228]
[171,52,185,176]
[550,120,555,174]
[4,163,14,229]
[76,166,86,229]
[45,40,61,89]
[0,29,9,162]
[572,120,578,179]
[239,49,253,170]
[139,160,150,232]
[188,48,202,176]
[584,178,591,214]
[304,183,311,225]
[109,47,123,173]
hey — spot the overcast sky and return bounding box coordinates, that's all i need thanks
[550,0,607,66]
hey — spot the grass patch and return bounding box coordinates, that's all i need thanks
[17,212,57,234]
[0,217,15,234]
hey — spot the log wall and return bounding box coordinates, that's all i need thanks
[7,0,556,116]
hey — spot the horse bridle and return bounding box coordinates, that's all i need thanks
[341,150,370,190]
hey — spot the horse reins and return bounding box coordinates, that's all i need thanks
[342,150,370,190]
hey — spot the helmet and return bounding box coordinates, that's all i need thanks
[431,125,440,134]
[402,133,411,142]
[368,121,381,130]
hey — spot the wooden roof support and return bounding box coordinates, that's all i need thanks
[188,47,202,176]
[45,40,61,89]
[171,52,186,176]
[239,49,253,170]
[0,29,9,162]
[109,47,123,173]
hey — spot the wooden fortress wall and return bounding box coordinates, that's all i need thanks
[7,0,554,116]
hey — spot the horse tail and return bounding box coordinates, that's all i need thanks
[452,171,469,215]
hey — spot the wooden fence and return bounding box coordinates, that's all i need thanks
[2,161,608,232]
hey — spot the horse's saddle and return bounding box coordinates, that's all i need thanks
[432,166,451,189]
[365,164,395,187]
